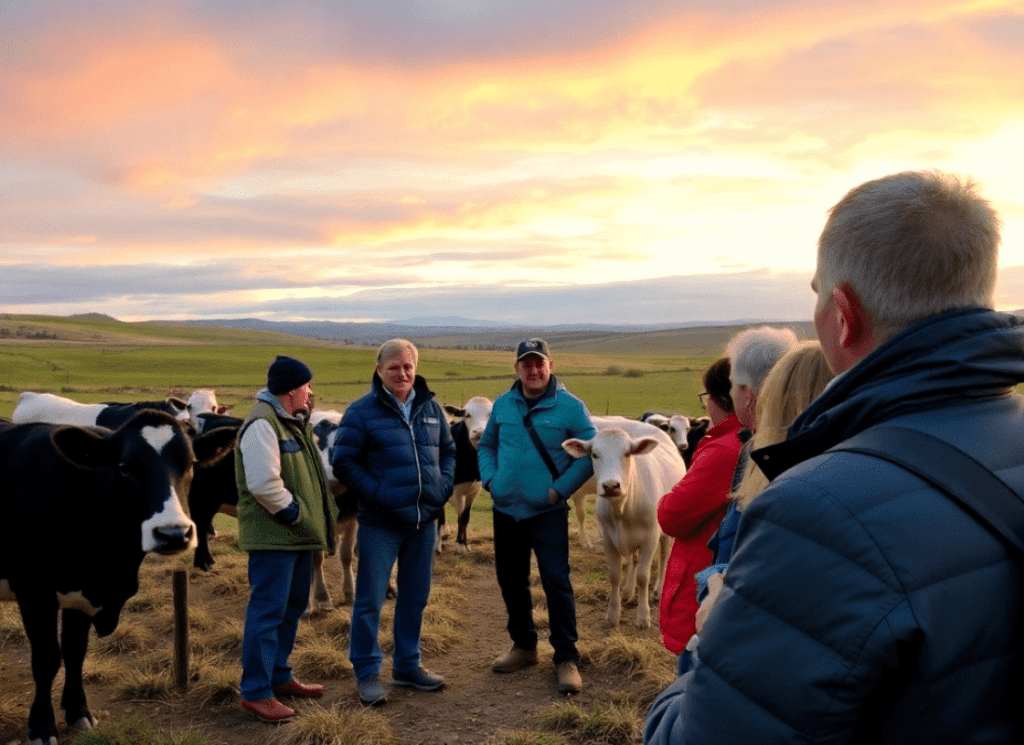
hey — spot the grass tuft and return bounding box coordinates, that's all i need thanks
[265,703,398,745]
[539,700,642,745]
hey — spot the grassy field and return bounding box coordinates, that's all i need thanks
[0,314,773,420]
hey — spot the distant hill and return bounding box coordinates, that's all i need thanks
[170,317,816,355]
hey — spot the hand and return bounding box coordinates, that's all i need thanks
[695,573,724,635]
[547,488,560,505]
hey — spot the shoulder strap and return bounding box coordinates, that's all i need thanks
[830,426,1024,555]
[524,412,562,481]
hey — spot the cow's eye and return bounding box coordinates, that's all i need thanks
[118,462,132,477]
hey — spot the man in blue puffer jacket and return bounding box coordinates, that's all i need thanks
[332,339,456,706]
[646,171,1024,744]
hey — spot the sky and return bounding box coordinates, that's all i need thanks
[2,0,1023,326]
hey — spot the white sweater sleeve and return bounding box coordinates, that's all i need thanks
[238,419,294,514]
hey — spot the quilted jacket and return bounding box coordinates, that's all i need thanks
[331,373,456,530]
[646,308,1024,744]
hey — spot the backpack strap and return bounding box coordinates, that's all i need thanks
[829,426,1024,556]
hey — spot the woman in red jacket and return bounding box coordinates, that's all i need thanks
[656,358,743,657]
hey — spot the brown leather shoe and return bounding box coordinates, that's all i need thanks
[240,697,296,722]
[491,645,539,673]
[273,679,324,699]
[556,661,582,693]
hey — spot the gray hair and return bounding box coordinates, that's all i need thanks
[816,171,1000,344]
[376,338,419,366]
[726,326,799,390]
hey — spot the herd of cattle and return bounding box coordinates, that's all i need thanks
[0,389,707,745]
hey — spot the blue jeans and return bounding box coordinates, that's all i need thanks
[240,550,313,701]
[493,508,578,664]
[349,520,436,680]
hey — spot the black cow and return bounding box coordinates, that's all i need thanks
[188,413,245,571]
[0,410,230,745]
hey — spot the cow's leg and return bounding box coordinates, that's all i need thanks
[455,482,480,554]
[601,532,623,628]
[337,517,357,605]
[621,549,639,604]
[60,608,98,732]
[651,533,671,603]
[18,596,61,745]
[436,500,450,553]
[190,498,220,571]
[633,538,660,629]
[571,492,591,549]
[306,550,333,616]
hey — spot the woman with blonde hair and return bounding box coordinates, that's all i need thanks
[731,341,835,510]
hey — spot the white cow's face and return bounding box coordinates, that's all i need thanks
[665,415,692,453]
[445,396,493,449]
[563,429,661,500]
[462,397,493,448]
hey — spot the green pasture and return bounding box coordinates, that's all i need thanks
[0,315,718,420]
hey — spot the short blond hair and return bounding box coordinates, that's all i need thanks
[376,338,418,367]
[733,342,834,510]
[817,171,999,344]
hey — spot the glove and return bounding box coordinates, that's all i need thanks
[273,500,301,526]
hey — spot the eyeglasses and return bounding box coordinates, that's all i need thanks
[698,392,710,408]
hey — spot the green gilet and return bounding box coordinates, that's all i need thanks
[234,399,339,552]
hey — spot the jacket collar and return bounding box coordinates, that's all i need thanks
[510,374,562,408]
[754,308,1024,481]
[255,388,307,425]
[371,372,435,414]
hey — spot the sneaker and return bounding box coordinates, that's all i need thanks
[273,678,324,699]
[240,697,296,722]
[391,666,445,691]
[357,675,388,706]
[491,645,539,673]
[556,661,582,693]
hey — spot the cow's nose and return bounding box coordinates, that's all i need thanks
[152,523,195,554]
[601,480,621,496]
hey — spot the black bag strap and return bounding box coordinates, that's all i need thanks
[524,412,562,482]
[829,426,1024,556]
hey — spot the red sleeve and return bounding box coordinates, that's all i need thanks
[657,434,742,540]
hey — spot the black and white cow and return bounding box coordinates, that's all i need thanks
[0,410,228,745]
[441,396,493,554]
[640,411,710,468]
[13,391,193,430]
[188,413,245,571]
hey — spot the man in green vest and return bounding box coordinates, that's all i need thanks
[236,355,339,722]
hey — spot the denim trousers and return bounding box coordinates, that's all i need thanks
[493,507,579,664]
[349,520,436,680]
[240,549,313,701]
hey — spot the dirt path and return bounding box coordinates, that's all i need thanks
[0,531,670,745]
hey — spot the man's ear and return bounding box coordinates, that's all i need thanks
[833,283,872,349]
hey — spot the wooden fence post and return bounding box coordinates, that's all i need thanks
[173,568,189,691]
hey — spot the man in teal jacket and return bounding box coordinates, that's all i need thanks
[478,338,595,693]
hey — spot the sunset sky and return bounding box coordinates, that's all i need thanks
[2,0,1023,325]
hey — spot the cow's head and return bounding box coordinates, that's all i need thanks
[50,410,201,555]
[444,396,493,448]
[310,409,346,496]
[563,428,661,507]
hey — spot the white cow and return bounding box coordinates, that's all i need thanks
[441,396,493,553]
[12,391,193,428]
[563,416,686,629]
[184,389,230,430]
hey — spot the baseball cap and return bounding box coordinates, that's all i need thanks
[515,338,551,362]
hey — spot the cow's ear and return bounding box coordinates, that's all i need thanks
[562,438,592,458]
[444,405,466,418]
[215,405,231,414]
[50,425,118,468]
[167,396,188,411]
[193,426,239,468]
[630,437,661,456]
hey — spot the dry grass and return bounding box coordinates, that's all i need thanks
[95,618,157,655]
[0,693,25,730]
[538,699,643,745]
[291,638,353,680]
[487,731,569,745]
[265,703,398,745]
[187,658,241,707]
[0,605,26,643]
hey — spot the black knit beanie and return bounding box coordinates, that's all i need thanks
[267,355,313,395]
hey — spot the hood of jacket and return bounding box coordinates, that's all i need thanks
[754,307,1024,480]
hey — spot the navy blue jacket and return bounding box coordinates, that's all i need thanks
[646,308,1024,744]
[331,373,456,530]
